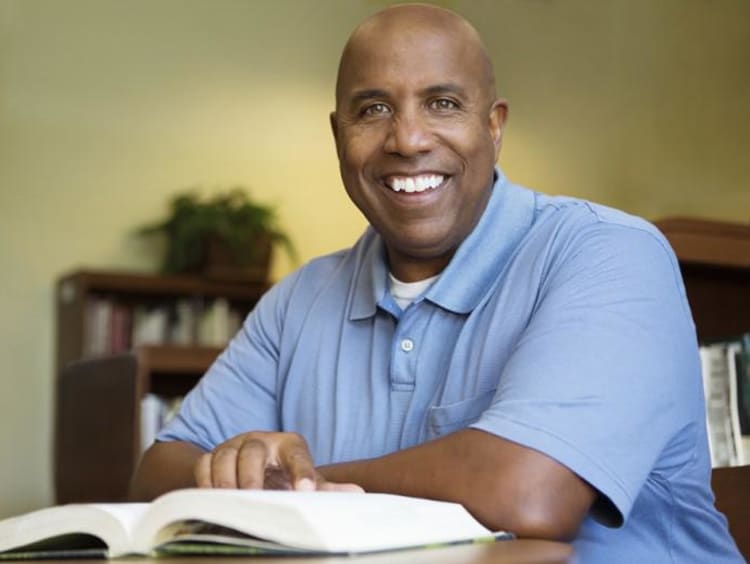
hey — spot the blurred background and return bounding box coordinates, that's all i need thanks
[0,0,748,517]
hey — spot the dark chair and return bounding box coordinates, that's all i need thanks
[55,353,140,503]
[712,464,750,560]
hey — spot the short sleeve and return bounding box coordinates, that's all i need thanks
[471,221,701,526]
[156,271,299,450]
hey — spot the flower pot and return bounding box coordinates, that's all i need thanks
[201,235,272,283]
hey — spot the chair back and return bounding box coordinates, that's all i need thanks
[55,353,139,503]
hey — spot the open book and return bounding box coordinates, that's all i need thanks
[0,489,511,559]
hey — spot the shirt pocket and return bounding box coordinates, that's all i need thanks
[426,388,497,440]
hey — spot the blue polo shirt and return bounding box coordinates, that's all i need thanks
[159,171,742,562]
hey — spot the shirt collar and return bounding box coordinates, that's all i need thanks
[349,228,388,320]
[348,168,536,319]
[424,170,535,314]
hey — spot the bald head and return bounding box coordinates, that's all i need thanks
[329,4,508,282]
[335,4,496,108]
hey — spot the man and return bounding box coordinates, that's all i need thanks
[130,4,742,562]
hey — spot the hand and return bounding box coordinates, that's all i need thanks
[194,431,364,492]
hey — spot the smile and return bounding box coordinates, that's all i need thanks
[385,174,445,193]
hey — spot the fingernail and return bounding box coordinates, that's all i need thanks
[296,478,315,491]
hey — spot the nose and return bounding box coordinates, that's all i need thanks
[383,111,433,157]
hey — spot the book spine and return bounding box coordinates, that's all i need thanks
[140,394,184,452]
[700,341,747,467]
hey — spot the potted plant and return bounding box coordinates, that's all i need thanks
[137,188,296,282]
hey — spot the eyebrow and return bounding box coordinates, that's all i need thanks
[346,83,469,110]
[348,89,389,109]
[420,83,468,98]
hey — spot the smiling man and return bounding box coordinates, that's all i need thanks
[331,7,505,283]
[130,5,742,562]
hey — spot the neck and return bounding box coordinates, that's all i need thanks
[386,250,453,283]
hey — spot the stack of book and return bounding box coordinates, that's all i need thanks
[700,333,750,467]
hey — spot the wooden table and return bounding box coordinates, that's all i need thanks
[52,541,573,564]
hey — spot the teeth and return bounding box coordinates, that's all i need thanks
[388,174,445,193]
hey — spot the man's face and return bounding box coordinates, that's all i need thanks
[332,23,506,281]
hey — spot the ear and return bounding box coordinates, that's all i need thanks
[329,111,339,149]
[488,98,509,158]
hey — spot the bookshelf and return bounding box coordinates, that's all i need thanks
[54,269,267,503]
[656,217,750,559]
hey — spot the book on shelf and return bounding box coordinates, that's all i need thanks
[196,297,243,347]
[82,296,244,356]
[700,335,749,468]
[167,299,196,346]
[140,394,183,453]
[0,489,511,560]
[131,306,169,348]
[197,297,231,346]
[83,298,113,357]
[109,304,132,354]
[737,333,750,435]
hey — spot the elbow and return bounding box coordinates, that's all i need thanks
[472,490,589,542]
[443,429,595,541]
[508,507,583,542]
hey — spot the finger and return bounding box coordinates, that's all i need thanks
[194,452,213,488]
[236,439,271,490]
[318,481,365,493]
[210,446,240,488]
[278,437,317,491]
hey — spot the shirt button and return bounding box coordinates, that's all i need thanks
[400,338,414,352]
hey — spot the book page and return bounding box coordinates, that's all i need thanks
[0,503,149,558]
[154,522,314,555]
[135,489,497,554]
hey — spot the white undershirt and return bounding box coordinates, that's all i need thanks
[388,272,439,310]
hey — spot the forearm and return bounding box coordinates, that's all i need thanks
[128,440,205,501]
[318,428,595,540]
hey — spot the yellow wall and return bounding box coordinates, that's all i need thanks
[0,0,748,517]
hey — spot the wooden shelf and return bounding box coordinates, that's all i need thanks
[657,217,750,269]
[59,269,269,301]
[136,345,222,374]
[135,345,222,397]
[655,217,750,342]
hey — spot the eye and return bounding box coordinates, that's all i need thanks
[430,98,459,111]
[361,103,391,117]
